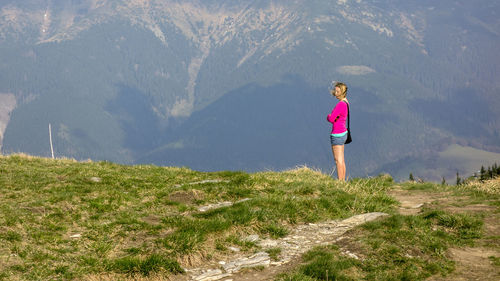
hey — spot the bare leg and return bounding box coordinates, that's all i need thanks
[332,145,346,181]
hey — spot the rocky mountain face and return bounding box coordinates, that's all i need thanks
[1,0,499,181]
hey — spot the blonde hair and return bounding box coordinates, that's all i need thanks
[331,82,348,99]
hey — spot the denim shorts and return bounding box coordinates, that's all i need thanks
[330,134,347,146]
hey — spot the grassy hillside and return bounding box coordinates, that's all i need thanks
[0,155,497,280]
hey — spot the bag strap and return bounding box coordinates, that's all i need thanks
[343,101,350,130]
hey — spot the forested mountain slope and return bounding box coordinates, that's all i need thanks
[1,0,499,180]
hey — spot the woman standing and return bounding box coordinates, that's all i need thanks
[327,82,349,181]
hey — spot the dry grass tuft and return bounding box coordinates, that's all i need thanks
[2,153,79,163]
[84,272,178,281]
[462,177,500,195]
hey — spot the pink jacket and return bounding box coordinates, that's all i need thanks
[327,101,348,134]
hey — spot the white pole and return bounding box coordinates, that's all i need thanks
[49,123,54,159]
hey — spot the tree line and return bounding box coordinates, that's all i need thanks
[409,162,500,186]
[478,163,500,181]
[456,162,500,186]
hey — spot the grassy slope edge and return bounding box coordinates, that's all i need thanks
[0,154,497,280]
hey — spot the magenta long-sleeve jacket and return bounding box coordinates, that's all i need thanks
[327,101,348,135]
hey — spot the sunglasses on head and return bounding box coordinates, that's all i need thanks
[328,81,337,91]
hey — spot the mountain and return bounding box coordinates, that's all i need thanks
[1,0,499,181]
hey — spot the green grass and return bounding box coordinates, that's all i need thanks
[489,256,500,267]
[0,155,397,280]
[266,247,282,261]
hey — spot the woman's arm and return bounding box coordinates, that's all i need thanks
[327,102,346,123]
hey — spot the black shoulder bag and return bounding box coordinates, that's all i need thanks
[344,101,352,144]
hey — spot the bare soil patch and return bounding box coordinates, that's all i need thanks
[428,247,499,281]
[168,189,206,204]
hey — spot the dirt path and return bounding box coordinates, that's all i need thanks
[389,188,500,281]
[185,213,388,281]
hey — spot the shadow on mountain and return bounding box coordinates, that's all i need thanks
[105,84,162,154]
[411,88,493,139]
[137,75,393,177]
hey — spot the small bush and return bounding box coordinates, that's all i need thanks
[265,247,282,261]
[0,230,22,242]
[300,246,359,281]
[261,224,289,239]
[489,256,500,267]
[225,235,257,250]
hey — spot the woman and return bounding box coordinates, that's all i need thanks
[327,82,349,181]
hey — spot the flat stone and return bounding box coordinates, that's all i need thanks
[198,201,233,212]
[343,250,360,260]
[258,239,278,247]
[244,234,260,242]
[235,198,251,204]
[222,252,270,273]
[198,198,251,212]
[192,269,232,281]
[90,177,101,182]
[228,247,240,252]
[340,212,388,225]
